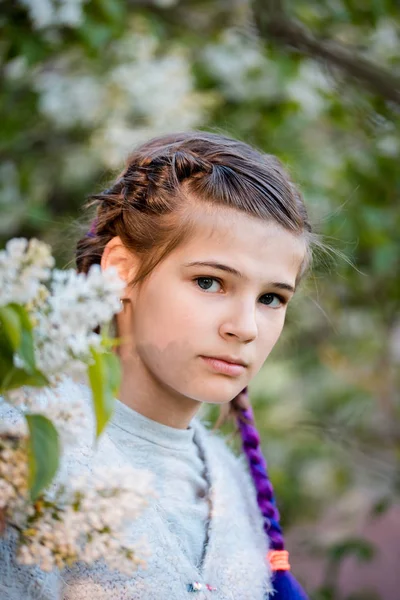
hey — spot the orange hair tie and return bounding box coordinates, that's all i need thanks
[267,550,291,571]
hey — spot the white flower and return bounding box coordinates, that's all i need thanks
[377,134,399,157]
[0,430,29,517]
[5,381,90,448]
[17,465,154,573]
[4,262,125,378]
[18,0,88,30]
[0,238,54,306]
[57,0,87,27]
[49,265,124,331]
[32,28,212,168]
[202,30,280,102]
[35,71,105,129]
[369,18,399,61]
[19,0,55,29]
[286,61,333,116]
[0,238,152,574]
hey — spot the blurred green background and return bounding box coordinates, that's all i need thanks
[1,1,399,598]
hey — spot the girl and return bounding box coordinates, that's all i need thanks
[1,131,312,599]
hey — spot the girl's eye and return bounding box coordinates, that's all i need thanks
[195,277,221,292]
[260,293,284,308]
[195,278,285,308]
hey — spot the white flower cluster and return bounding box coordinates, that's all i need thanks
[368,18,399,62]
[0,237,154,574]
[50,266,124,333]
[18,465,154,573]
[0,426,29,525]
[203,30,278,102]
[1,238,125,380]
[33,28,214,168]
[19,0,88,30]
[202,29,333,115]
[0,238,54,307]
[286,61,333,117]
[5,382,89,448]
[35,70,105,129]
[32,265,124,377]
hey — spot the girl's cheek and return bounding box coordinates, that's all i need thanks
[260,320,284,350]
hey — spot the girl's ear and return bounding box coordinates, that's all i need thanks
[101,236,138,291]
[101,237,137,359]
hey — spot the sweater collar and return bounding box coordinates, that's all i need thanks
[110,399,196,451]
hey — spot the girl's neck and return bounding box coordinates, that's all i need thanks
[118,357,201,430]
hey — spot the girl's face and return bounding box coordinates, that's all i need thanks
[127,207,306,406]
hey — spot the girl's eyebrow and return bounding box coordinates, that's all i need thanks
[183,261,296,293]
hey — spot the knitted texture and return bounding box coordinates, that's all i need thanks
[0,378,272,599]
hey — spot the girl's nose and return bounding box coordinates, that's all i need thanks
[219,302,258,343]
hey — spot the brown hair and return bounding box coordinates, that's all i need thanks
[76,130,314,421]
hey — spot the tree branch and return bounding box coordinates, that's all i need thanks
[253,0,400,106]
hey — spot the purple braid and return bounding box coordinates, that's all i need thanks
[236,389,284,551]
[236,388,310,599]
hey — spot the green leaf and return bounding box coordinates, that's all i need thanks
[95,0,126,24]
[104,351,121,396]
[0,304,36,374]
[0,305,48,393]
[26,414,60,501]
[0,305,22,351]
[0,351,48,394]
[11,304,36,373]
[87,348,121,438]
[0,366,49,392]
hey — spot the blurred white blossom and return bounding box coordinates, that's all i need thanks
[203,30,279,101]
[0,238,54,306]
[4,57,28,81]
[19,0,88,30]
[35,71,105,128]
[377,134,399,157]
[31,29,213,168]
[369,18,399,61]
[17,465,153,572]
[5,382,89,447]
[286,62,333,116]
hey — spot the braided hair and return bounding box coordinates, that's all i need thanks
[233,389,309,599]
[76,131,313,598]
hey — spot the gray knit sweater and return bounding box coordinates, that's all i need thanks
[0,378,272,599]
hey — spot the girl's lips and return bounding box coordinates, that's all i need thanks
[200,356,246,376]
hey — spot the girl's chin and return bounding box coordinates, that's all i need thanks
[188,382,245,405]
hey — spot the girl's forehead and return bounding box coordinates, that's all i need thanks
[184,206,304,250]
[173,207,307,279]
